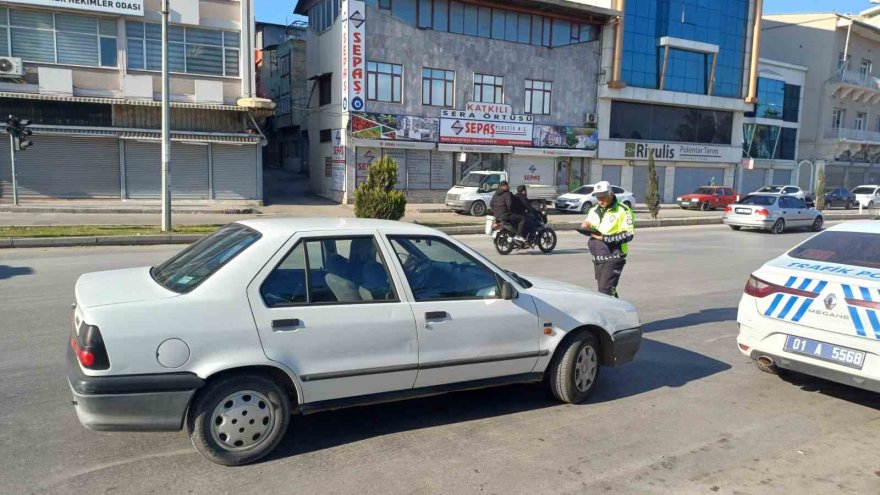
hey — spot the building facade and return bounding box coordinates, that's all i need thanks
[256,21,309,172]
[295,0,618,203]
[763,9,880,191]
[0,0,269,204]
[596,0,761,202]
[740,58,806,193]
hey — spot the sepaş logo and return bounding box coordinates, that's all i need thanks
[624,142,675,159]
[529,165,537,173]
[451,120,464,135]
[349,10,365,28]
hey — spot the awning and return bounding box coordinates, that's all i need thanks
[120,132,260,144]
[351,138,436,150]
[513,147,597,158]
[0,91,250,112]
[31,125,118,137]
[437,144,514,154]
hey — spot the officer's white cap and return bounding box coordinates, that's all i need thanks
[595,181,612,196]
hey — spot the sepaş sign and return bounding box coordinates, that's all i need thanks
[599,140,742,163]
[4,0,144,16]
[439,102,534,146]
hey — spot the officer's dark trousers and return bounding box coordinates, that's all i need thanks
[593,259,626,297]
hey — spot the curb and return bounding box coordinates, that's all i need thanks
[1,214,875,249]
[0,206,259,215]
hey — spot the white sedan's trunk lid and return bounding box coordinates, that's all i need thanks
[75,267,178,308]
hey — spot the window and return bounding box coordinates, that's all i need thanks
[261,237,397,306]
[388,236,500,301]
[611,101,734,145]
[856,112,867,131]
[832,108,845,129]
[789,231,880,269]
[752,78,784,119]
[367,61,403,103]
[422,68,455,107]
[280,54,290,76]
[126,21,240,76]
[269,49,278,75]
[308,0,340,32]
[473,74,503,104]
[276,94,291,116]
[740,195,776,206]
[319,129,332,142]
[525,80,551,115]
[782,84,801,123]
[318,74,332,106]
[838,52,851,70]
[151,224,261,294]
[0,9,118,67]
[861,59,872,80]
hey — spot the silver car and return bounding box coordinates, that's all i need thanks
[723,194,823,234]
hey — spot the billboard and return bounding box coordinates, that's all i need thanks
[341,0,366,113]
[351,113,439,142]
[533,125,598,150]
[4,0,144,16]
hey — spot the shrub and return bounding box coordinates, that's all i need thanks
[815,167,826,210]
[354,155,407,220]
[645,151,661,219]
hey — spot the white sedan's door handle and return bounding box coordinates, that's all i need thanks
[272,319,301,331]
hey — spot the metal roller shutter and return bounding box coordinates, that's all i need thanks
[741,169,766,195]
[673,167,720,198]
[0,135,119,198]
[601,165,622,186]
[774,169,792,185]
[825,166,845,188]
[213,144,258,199]
[125,141,209,199]
[631,165,666,203]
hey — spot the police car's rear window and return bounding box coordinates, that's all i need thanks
[789,231,880,269]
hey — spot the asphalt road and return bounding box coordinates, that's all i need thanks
[1,225,879,494]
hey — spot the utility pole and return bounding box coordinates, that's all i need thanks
[160,0,172,231]
[5,115,33,207]
[8,133,16,206]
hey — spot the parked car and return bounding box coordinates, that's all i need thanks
[68,219,643,465]
[823,187,856,209]
[851,185,880,208]
[752,185,815,206]
[554,184,636,213]
[723,194,823,234]
[445,171,557,216]
[677,186,739,211]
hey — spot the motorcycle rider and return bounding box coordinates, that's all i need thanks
[513,185,542,241]
[490,181,527,242]
[579,181,635,298]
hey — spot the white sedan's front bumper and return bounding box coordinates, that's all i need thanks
[737,296,880,393]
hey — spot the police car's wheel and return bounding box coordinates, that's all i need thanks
[771,219,785,234]
[188,374,290,466]
[548,332,600,404]
[581,201,592,213]
[470,201,487,217]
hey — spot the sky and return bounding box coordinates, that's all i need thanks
[255,0,880,26]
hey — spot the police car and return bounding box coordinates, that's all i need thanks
[737,220,880,392]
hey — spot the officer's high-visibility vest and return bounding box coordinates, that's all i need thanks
[586,200,635,256]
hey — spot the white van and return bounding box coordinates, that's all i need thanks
[445,171,557,216]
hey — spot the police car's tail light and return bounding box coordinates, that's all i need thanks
[69,324,110,370]
[744,275,819,299]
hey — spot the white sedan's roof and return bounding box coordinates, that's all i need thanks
[826,220,880,234]
[236,217,438,235]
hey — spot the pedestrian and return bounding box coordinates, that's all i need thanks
[578,181,635,298]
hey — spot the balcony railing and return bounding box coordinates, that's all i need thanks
[834,69,880,92]
[825,126,880,143]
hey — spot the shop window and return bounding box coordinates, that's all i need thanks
[610,101,733,145]
[525,80,551,115]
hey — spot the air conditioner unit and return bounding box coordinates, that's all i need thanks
[585,112,597,126]
[0,57,24,78]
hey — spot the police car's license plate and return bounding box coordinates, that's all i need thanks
[784,335,866,370]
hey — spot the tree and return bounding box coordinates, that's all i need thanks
[645,150,661,219]
[815,167,826,211]
[354,155,407,220]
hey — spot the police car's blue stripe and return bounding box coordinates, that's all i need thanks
[764,294,784,316]
[785,276,797,288]
[791,298,814,322]
[843,284,855,299]
[849,307,867,337]
[861,287,873,302]
[866,309,880,339]
[777,295,799,320]
[797,278,813,291]
[814,281,828,293]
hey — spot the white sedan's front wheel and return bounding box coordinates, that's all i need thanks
[548,332,600,403]
[188,374,290,466]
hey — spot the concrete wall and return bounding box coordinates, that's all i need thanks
[364,8,602,125]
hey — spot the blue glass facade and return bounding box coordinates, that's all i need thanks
[622,0,750,98]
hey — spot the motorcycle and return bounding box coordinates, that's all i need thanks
[488,211,557,255]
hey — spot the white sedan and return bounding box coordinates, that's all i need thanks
[737,220,880,392]
[554,184,636,213]
[69,218,643,465]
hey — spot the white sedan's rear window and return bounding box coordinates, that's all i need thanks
[151,224,261,293]
[789,231,880,269]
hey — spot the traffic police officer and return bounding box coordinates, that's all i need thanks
[579,181,635,297]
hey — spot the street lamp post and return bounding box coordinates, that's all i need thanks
[160,0,172,232]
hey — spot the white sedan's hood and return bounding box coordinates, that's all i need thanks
[524,275,590,293]
[522,275,641,331]
[75,267,178,309]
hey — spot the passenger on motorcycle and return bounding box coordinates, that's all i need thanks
[513,185,543,241]
[490,181,527,242]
